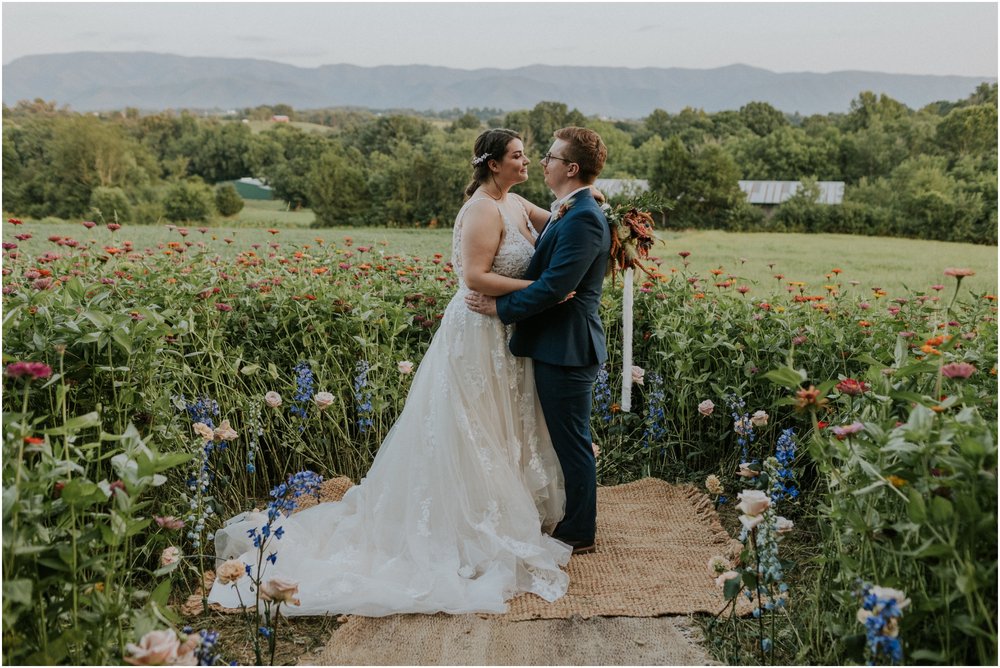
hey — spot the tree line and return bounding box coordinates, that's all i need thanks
[2,83,996,244]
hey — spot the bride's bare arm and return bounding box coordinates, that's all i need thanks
[460,200,533,297]
[511,193,551,234]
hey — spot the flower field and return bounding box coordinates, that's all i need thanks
[2,217,997,665]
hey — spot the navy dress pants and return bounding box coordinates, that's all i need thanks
[533,359,600,544]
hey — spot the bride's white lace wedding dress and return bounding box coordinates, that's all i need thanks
[208,197,571,616]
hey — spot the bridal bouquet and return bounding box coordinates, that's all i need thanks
[602,193,663,282]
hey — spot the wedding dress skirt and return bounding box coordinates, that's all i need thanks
[209,199,570,616]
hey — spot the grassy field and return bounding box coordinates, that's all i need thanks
[10,210,996,296]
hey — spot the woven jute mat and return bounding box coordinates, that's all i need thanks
[301,613,720,666]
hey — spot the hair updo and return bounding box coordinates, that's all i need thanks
[464,128,522,198]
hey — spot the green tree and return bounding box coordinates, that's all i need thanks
[162,179,216,221]
[309,144,370,227]
[650,137,745,229]
[935,104,998,157]
[739,101,789,137]
[89,186,132,223]
[258,125,331,208]
[214,183,244,217]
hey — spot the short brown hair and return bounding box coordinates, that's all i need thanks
[554,127,607,183]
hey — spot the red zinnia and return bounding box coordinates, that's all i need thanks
[835,378,869,396]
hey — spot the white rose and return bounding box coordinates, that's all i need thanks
[313,391,334,409]
[871,586,911,611]
[631,366,645,385]
[264,391,282,408]
[125,629,182,665]
[397,360,414,375]
[736,490,771,516]
[774,516,794,534]
[739,513,766,531]
[216,558,246,585]
[260,577,301,605]
[736,462,759,478]
[159,546,182,567]
[714,570,741,588]
[698,399,715,416]
[751,410,769,427]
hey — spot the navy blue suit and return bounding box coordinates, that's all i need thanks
[496,189,610,544]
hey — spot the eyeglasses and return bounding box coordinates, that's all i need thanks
[542,152,574,164]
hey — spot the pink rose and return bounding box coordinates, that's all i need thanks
[397,360,414,375]
[264,391,282,408]
[313,392,334,409]
[739,513,766,531]
[154,516,185,530]
[631,366,645,386]
[160,546,182,567]
[698,399,715,416]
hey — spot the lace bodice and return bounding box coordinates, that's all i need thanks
[451,197,537,286]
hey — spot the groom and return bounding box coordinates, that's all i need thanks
[465,127,610,555]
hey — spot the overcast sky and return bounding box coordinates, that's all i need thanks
[2,2,996,77]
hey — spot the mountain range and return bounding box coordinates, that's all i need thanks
[3,52,995,117]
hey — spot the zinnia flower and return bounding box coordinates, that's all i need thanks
[698,399,715,416]
[831,421,865,439]
[835,378,869,396]
[943,267,975,278]
[5,361,53,380]
[154,516,185,530]
[941,362,976,379]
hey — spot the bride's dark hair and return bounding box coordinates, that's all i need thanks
[464,128,522,198]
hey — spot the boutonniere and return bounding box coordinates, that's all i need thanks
[553,197,576,222]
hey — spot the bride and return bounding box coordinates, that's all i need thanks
[209,129,574,616]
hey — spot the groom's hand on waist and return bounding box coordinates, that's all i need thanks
[465,291,498,316]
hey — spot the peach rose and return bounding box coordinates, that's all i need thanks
[160,546,182,567]
[213,419,238,441]
[739,513,766,531]
[775,516,794,534]
[192,422,214,441]
[124,629,181,665]
[216,558,246,585]
[751,410,769,427]
[260,577,301,605]
[397,361,414,375]
[313,392,334,409]
[631,366,645,386]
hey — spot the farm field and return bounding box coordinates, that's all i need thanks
[2,214,997,665]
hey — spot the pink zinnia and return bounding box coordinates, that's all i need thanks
[82,221,97,229]
[215,303,233,312]
[835,378,869,396]
[941,362,976,379]
[6,361,53,380]
[930,284,944,291]
[831,421,865,439]
[943,268,975,278]
[107,223,121,232]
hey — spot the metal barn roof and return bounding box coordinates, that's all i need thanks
[738,180,845,205]
[594,178,650,198]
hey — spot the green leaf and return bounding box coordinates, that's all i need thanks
[929,495,954,523]
[907,488,926,523]
[240,364,261,375]
[44,412,101,436]
[723,574,742,600]
[60,479,106,509]
[3,579,33,606]
[763,366,807,389]
[910,650,947,662]
[268,362,279,380]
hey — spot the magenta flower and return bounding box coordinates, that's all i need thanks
[107,223,121,232]
[215,303,233,312]
[6,361,53,380]
[941,362,976,379]
[82,221,97,229]
[831,421,865,439]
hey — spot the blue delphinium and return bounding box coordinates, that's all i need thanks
[289,361,315,420]
[593,363,612,423]
[180,395,220,429]
[178,626,224,666]
[353,361,374,433]
[642,372,667,451]
[857,582,908,665]
[771,427,799,503]
[726,394,757,462]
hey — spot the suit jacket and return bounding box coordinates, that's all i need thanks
[496,189,611,367]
